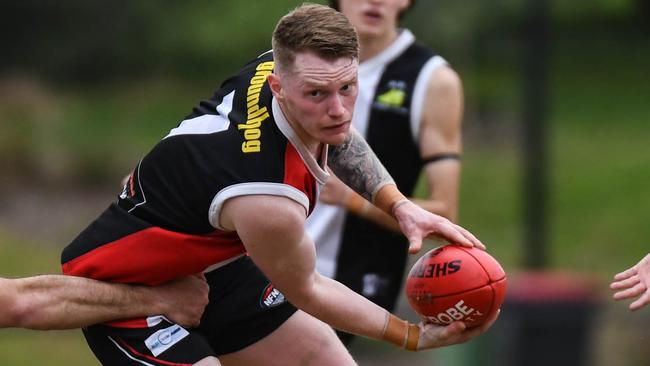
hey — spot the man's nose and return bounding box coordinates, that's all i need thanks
[328,95,346,118]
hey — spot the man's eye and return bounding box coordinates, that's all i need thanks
[310,90,322,97]
[341,84,350,91]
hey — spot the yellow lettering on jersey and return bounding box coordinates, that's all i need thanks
[240,61,274,153]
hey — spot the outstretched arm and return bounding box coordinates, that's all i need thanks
[611,253,650,310]
[0,274,209,330]
[221,194,496,351]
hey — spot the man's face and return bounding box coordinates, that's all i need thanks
[272,52,358,147]
[338,0,410,39]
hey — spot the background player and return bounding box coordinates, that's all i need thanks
[0,274,208,329]
[307,0,464,344]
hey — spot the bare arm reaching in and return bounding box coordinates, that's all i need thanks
[0,274,208,329]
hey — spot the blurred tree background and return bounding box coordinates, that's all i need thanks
[0,0,648,365]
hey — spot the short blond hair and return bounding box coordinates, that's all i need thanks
[272,3,358,73]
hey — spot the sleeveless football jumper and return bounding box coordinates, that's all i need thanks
[62,51,329,362]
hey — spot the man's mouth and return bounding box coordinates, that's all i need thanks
[325,121,350,133]
[362,9,383,22]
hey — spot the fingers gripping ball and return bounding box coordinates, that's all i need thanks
[406,245,507,327]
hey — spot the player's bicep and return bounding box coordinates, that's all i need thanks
[418,66,463,220]
[419,66,463,158]
[222,195,316,298]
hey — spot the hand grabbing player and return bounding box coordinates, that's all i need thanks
[152,274,209,327]
[611,253,650,310]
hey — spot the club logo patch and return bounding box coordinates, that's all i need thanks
[373,79,409,115]
[260,283,286,308]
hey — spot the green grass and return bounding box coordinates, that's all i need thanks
[0,330,96,365]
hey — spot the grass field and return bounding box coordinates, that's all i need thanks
[0,233,98,364]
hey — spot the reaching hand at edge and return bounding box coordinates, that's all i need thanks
[611,253,650,311]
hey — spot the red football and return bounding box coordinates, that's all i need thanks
[406,245,507,328]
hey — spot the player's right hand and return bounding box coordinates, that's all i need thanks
[415,309,499,351]
[156,274,209,327]
[393,200,485,254]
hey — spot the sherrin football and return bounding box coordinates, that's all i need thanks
[406,245,507,327]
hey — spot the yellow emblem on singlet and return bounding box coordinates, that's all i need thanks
[376,88,406,108]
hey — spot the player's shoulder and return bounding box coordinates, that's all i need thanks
[226,50,275,85]
[404,38,461,94]
[221,193,306,232]
[427,64,462,96]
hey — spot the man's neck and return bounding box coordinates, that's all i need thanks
[277,100,322,157]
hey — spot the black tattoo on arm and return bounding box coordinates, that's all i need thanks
[327,128,395,201]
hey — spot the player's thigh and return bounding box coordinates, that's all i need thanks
[218,310,357,366]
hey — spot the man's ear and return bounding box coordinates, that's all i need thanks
[267,73,282,101]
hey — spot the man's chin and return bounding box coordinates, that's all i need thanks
[322,132,350,146]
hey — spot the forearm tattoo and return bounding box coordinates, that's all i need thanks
[328,129,395,201]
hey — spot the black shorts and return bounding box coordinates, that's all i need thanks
[83,256,297,365]
[199,255,298,355]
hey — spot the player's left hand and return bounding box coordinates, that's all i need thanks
[611,253,650,311]
[416,309,499,350]
[393,200,484,254]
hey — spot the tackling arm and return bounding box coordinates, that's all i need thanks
[0,274,208,330]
